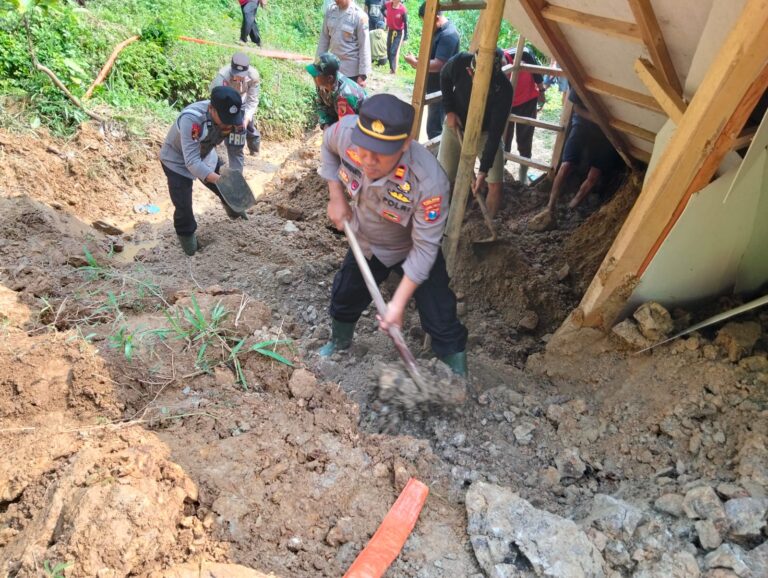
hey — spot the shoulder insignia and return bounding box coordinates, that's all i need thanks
[337,99,350,118]
[350,179,360,192]
[191,123,201,140]
[397,180,411,193]
[422,196,442,222]
[341,159,361,176]
[388,190,410,204]
[381,210,401,223]
[345,147,362,166]
[338,168,350,184]
[393,165,407,180]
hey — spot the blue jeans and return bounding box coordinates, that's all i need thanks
[426,103,445,140]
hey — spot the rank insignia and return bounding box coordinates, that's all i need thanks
[345,147,362,166]
[339,168,349,184]
[381,210,401,223]
[389,190,410,204]
[393,165,406,180]
[397,181,412,193]
[350,180,360,192]
[191,123,201,140]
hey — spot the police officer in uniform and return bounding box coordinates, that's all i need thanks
[318,94,468,376]
[317,0,372,86]
[160,86,248,256]
[210,52,261,155]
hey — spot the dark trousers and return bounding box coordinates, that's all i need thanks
[246,119,260,153]
[329,249,468,356]
[240,1,261,45]
[426,103,445,140]
[386,29,404,72]
[162,162,223,236]
[504,96,538,156]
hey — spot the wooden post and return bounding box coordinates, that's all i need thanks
[442,0,505,274]
[548,94,572,178]
[410,0,439,140]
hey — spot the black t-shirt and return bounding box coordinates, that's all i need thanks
[365,0,385,28]
[427,20,460,93]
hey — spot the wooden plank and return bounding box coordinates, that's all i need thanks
[424,90,442,105]
[439,1,487,11]
[503,152,552,172]
[609,118,656,142]
[576,0,768,329]
[520,63,565,77]
[732,125,758,151]
[517,0,634,166]
[549,96,573,174]
[585,77,663,112]
[410,0,439,139]
[508,113,564,132]
[627,0,683,96]
[628,145,652,164]
[634,58,687,123]
[541,5,642,43]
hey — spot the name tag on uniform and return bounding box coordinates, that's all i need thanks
[228,132,246,146]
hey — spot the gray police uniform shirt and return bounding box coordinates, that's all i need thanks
[160,101,245,181]
[210,66,261,122]
[317,2,372,79]
[319,115,450,285]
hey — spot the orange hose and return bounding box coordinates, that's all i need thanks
[343,478,429,578]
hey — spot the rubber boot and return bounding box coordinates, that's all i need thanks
[318,319,356,357]
[440,351,468,377]
[519,165,529,186]
[177,233,198,256]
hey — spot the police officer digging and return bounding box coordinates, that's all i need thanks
[210,52,261,155]
[160,86,248,256]
[318,94,468,376]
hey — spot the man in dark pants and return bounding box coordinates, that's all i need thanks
[404,3,460,139]
[318,94,468,376]
[160,86,248,256]
[239,0,265,46]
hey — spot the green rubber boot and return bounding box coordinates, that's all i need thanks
[440,351,468,377]
[318,319,356,357]
[177,233,198,256]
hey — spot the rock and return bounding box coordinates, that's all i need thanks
[655,494,685,517]
[634,551,700,578]
[633,302,674,341]
[92,220,124,236]
[288,368,317,400]
[723,497,768,545]
[466,481,606,578]
[556,264,570,282]
[514,422,536,445]
[282,221,299,234]
[518,311,539,332]
[214,366,236,388]
[275,269,294,284]
[604,540,632,569]
[449,432,466,447]
[738,355,768,372]
[716,484,749,501]
[586,494,644,539]
[540,466,561,489]
[611,319,653,350]
[695,519,722,550]
[682,486,725,521]
[704,544,750,576]
[745,542,768,576]
[393,459,410,492]
[276,204,304,221]
[715,322,762,362]
[555,448,587,480]
[286,535,303,552]
[736,434,768,486]
[326,517,354,546]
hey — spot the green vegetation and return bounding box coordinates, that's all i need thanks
[0,0,315,136]
[43,560,73,578]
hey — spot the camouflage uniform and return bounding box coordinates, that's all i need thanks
[315,73,367,129]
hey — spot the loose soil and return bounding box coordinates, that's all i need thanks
[1,112,767,578]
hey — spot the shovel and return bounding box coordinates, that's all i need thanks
[342,220,433,394]
[455,128,501,245]
[215,166,256,213]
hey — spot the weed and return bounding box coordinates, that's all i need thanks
[43,560,72,578]
[108,324,135,360]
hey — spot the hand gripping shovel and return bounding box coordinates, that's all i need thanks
[342,220,432,393]
[216,167,256,213]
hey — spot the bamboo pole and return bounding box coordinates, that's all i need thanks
[442,0,505,273]
[410,0,439,139]
[84,35,140,99]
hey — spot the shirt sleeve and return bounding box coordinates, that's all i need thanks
[402,175,450,285]
[177,115,215,181]
[479,77,513,174]
[316,89,335,126]
[402,12,408,39]
[357,14,372,77]
[434,30,459,63]
[243,73,261,119]
[209,72,225,92]
[317,13,330,55]
[440,55,457,114]
[521,51,544,84]
[318,122,343,181]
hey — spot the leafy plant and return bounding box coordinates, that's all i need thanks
[42,560,72,578]
[109,324,135,360]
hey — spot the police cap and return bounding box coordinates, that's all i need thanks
[352,94,414,155]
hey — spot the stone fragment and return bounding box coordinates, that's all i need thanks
[326,517,354,546]
[275,269,294,284]
[704,544,750,576]
[654,493,685,517]
[604,540,632,569]
[214,366,236,388]
[715,321,762,362]
[92,220,124,236]
[466,481,605,578]
[540,466,561,489]
[586,494,644,539]
[276,204,304,221]
[695,519,722,550]
[633,302,674,341]
[634,551,700,578]
[736,434,768,486]
[682,486,725,521]
[556,264,570,282]
[555,448,587,480]
[723,497,768,545]
[518,311,539,331]
[288,368,317,400]
[738,355,768,372]
[611,319,653,350]
[393,459,410,492]
[282,221,299,234]
[745,542,768,576]
[715,483,749,501]
[514,422,536,445]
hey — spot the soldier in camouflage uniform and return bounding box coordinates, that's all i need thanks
[306,52,367,130]
[210,52,261,155]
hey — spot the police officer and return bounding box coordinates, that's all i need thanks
[318,94,468,376]
[317,0,371,86]
[160,86,248,256]
[210,52,261,155]
[306,52,367,129]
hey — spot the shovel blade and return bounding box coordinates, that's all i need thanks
[216,167,256,213]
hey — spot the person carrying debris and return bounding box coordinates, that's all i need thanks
[160,86,248,256]
[306,52,367,129]
[317,94,468,376]
[528,89,622,231]
[437,48,513,219]
[317,0,372,87]
[210,52,261,155]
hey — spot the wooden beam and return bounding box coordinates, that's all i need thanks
[410,0,439,139]
[541,4,643,43]
[438,1,487,10]
[549,96,573,175]
[609,118,656,142]
[521,63,565,77]
[627,0,683,96]
[576,0,768,329]
[517,0,634,166]
[732,125,758,151]
[628,145,652,164]
[424,90,442,105]
[503,152,552,172]
[508,114,564,132]
[584,77,663,113]
[634,58,687,123]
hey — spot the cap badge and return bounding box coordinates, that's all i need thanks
[229,105,238,114]
[371,120,386,134]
